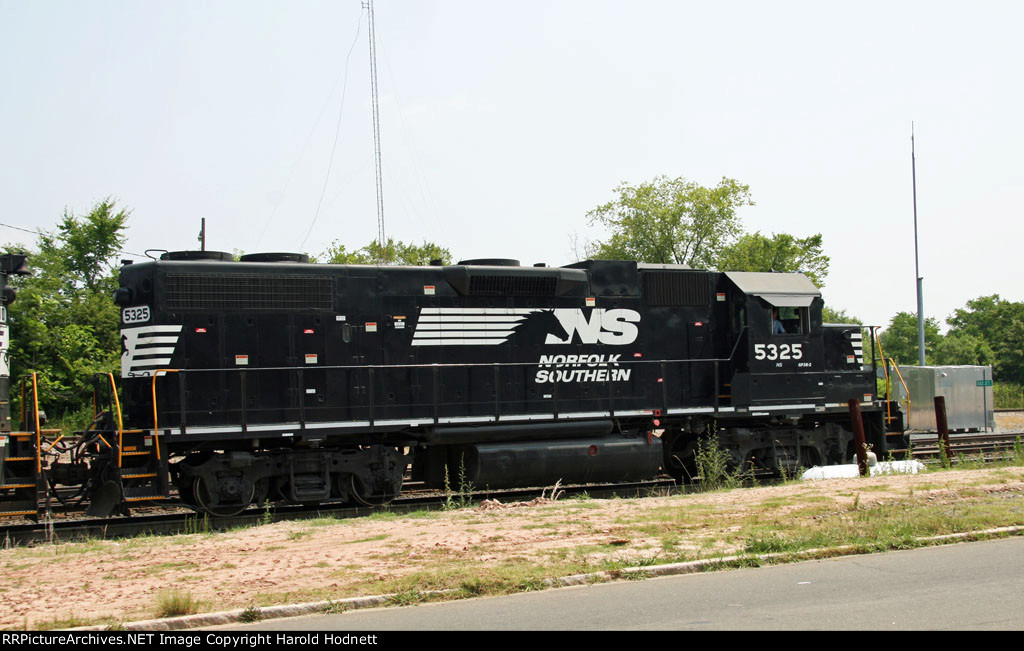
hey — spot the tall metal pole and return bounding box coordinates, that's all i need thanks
[912,124,925,366]
[367,0,386,261]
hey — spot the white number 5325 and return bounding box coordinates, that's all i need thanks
[754,343,802,361]
[122,306,151,324]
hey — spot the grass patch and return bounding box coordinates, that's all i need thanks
[154,589,205,618]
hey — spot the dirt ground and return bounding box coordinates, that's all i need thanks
[2,463,1023,630]
[1,412,1021,629]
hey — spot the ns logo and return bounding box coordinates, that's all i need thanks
[544,308,641,345]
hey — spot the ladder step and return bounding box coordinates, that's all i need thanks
[123,495,168,502]
[121,451,152,457]
[3,457,35,462]
[121,473,157,479]
[0,510,38,517]
[0,484,36,489]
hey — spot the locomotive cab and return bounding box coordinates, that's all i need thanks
[722,270,875,408]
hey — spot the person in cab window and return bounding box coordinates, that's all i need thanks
[772,308,786,334]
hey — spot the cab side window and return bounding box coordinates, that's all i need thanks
[772,306,809,335]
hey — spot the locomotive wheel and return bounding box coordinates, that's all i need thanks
[349,475,398,507]
[663,433,698,483]
[193,476,255,518]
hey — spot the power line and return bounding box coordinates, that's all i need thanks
[299,14,366,251]
[257,6,367,249]
[0,221,147,258]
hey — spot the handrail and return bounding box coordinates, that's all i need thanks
[873,326,891,423]
[106,373,125,468]
[149,370,179,461]
[888,359,911,429]
[31,372,41,474]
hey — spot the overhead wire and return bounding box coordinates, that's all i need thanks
[255,7,367,249]
[299,14,366,252]
[0,221,147,258]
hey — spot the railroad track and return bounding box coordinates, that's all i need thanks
[1,478,677,546]
[909,430,1023,461]
[5,431,1021,546]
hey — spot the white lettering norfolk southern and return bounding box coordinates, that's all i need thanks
[534,353,631,383]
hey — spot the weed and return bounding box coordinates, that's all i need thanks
[694,432,744,491]
[154,589,204,618]
[183,514,210,535]
[238,606,262,623]
[542,479,564,501]
[35,613,90,630]
[387,589,424,607]
[443,454,474,510]
[259,501,274,526]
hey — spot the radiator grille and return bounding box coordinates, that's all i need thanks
[164,274,333,310]
[468,275,558,296]
[643,271,709,306]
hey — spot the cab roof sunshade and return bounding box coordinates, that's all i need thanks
[725,271,819,307]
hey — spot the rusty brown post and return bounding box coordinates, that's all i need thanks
[934,395,951,466]
[848,399,868,476]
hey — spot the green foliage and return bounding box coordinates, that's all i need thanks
[5,199,128,420]
[943,295,1024,382]
[586,176,753,268]
[717,231,830,287]
[879,295,1023,385]
[878,311,941,365]
[693,433,743,491]
[321,238,453,266]
[154,589,203,618]
[993,382,1023,409]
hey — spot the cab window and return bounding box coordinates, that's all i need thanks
[772,306,808,335]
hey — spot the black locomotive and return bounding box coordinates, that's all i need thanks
[2,252,905,518]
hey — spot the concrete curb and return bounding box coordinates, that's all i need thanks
[74,524,1024,631]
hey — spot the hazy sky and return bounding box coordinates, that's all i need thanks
[1,0,1021,331]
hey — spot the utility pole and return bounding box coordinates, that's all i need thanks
[912,124,925,366]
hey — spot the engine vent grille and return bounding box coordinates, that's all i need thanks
[467,275,558,296]
[643,271,709,306]
[165,274,333,310]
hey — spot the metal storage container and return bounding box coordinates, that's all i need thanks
[894,365,995,432]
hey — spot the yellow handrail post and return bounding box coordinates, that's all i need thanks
[889,360,912,430]
[31,372,41,475]
[106,373,125,468]
[150,369,179,462]
[873,327,893,426]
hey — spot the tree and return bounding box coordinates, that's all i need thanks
[321,238,453,266]
[878,312,941,365]
[822,306,861,324]
[38,199,128,291]
[943,295,1024,382]
[717,232,830,287]
[932,332,996,368]
[586,176,753,268]
[5,199,128,419]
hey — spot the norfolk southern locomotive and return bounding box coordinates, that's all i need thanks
[2,252,904,518]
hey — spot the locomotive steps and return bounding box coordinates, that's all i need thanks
[3,464,1024,630]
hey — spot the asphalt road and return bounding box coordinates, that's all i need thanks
[219,536,1024,631]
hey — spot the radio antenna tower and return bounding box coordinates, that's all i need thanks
[365,0,386,261]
